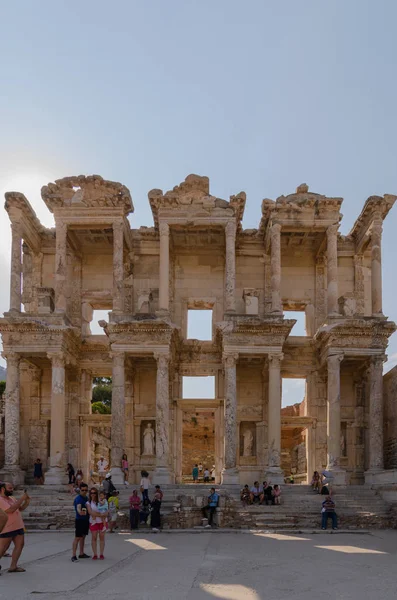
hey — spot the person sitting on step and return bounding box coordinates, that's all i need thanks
[262,481,274,505]
[202,488,219,528]
[321,495,338,530]
[250,482,263,504]
[240,485,252,506]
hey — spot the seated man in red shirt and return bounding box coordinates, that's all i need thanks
[0,481,30,573]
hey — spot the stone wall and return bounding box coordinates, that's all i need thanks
[182,410,215,476]
[384,366,397,469]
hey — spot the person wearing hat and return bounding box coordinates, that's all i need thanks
[97,457,108,484]
[102,473,116,497]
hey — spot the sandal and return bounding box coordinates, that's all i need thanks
[8,567,26,573]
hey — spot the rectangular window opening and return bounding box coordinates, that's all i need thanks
[187,309,212,341]
[284,310,307,336]
[90,310,109,334]
[182,376,215,399]
[281,378,306,409]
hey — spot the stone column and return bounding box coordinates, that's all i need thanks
[154,353,173,483]
[270,223,282,313]
[113,220,124,313]
[110,351,125,484]
[326,224,339,316]
[326,353,346,483]
[371,219,383,316]
[225,220,236,313]
[46,353,66,484]
[366,356,384,480]
[265,353,284,483]
[0,353,25,484]
[222,353,239,483]
[54,221,67,313]
[354,254,365,316]
[158,222,170,312]
[9,222,22,312]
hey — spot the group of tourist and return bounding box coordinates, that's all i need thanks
[192,463,215,483]
[311,470,335,495]
[241,481,281,506]
[129,471,163,531]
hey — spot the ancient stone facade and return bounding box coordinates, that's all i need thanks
[0,174,396,485]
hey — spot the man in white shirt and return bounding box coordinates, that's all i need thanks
[97,457,108,484]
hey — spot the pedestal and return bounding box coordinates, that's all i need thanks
[45,466,65,485]
[109,466,125,486]
[324,468,346,486]
[0,467,26,486]
[364,468,384,485]
[153,466,173,485]
[263,467,284,485]
[221,468,239,484]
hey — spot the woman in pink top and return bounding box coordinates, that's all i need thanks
[121,454,129,486]
[129,490,141,530]
[86,488,108,560]
[0,482,30,573]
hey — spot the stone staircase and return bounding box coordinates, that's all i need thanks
[20,483,395,531]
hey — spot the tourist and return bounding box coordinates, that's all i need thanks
[75,469,84,489]
[202,487,219,528]
[86,487,108,560]
[140,498,151,525]
[96,491,109,529]
[321,495,338,530]
[121,453,129,486]
[108,490,120,533]
[102,472,116,497]
[262,481,274,505]
[192,464,199,483]
[0,482,30,573]
[129,490,141,529]
[33,458,44,485]
[198,463,203,478]
[140,470,150,502]
[272,484,281,505]
[240,484,251,505]
[71,482,90,563]
[204,467,210,483]
[211,466,215,481]
[311,470,321,493]
[97,456,109,484]
[0,506,7,534]
[67,463,76,493]
[151,488,162,532]
[250,481,263,504]
[154,484,163,500]
[321,470,333,494]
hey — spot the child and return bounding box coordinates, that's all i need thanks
[108,491,120,533]
[97,491,109,529]
[272,484,281,505]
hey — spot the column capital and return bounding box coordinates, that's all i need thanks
[2,352,20,367]
[222,352,238,368]
[327,223,339,237]
[154,352,170,367]
[159,222,170,237]
[271,222,282,233]
[371,219,383,239]
[268,352,283,368]
[47,352,65,368]
[225,220,236,239]
[110,350,125,362]
[370,354,385,368]
[327,352,343,368]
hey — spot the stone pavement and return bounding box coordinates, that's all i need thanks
[1,530,397,599]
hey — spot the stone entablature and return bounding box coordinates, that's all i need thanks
[0,174,396,487]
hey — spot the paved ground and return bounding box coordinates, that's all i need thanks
[1,530,397,599]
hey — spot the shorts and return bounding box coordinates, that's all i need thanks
[0,528,25,539]
[109,513,117,522]
[75,519,89,538]
[89,522,105,532]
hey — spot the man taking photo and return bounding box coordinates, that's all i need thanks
[0,481,30,574]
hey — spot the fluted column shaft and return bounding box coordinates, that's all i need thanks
[110,351,125,483]
[326,224,339,316]
[3,353,21,468]
[9,223,22,312]
[113,220,124,313]
[270,223,282,313]
[158,222,170,312]
[326,353,343,469]
[45,353,66,484]
[267,353,283,469]
[371,220,383,316]
[225,221,236,313]
[55,221,67,313]
[368,356,384,471]
[154,353,172,483]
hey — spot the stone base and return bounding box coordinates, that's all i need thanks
[324,468,347,485]
[364,468,388,485]
[45,467,66,485]
[221,468,239,484]
[153,466,174,485]
[0,467,26,486]
[109,466,125,486]
[263,467,284,485]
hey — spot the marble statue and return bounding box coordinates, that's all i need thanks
[142,422,155,455]
[243,428,254,457]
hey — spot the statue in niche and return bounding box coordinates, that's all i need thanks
[142,422,155,456]
[243,428,254,457]
[340,433,347,457]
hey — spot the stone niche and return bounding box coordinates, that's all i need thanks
[239,421,257,465]
[37,287,55,314]
[243,289,259,315]
[141,420,156,457]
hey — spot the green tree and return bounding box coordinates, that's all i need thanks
[91,377,112,412]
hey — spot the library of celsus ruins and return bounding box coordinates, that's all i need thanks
[0,174,396,486]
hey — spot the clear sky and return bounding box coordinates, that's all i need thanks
[0,1,396,407]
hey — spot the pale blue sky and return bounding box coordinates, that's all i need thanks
[0,1,396,407]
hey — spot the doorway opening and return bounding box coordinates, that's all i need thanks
[281,377,307,483]
[182,409,215,483]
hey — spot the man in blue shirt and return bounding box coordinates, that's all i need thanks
[202,488,219,528]
[71,483,90,562]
